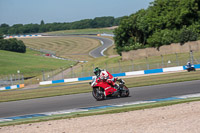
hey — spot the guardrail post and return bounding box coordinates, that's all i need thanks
[118,60,121,73]
[42,70,45,81]
[146,57,149,70]
[10,75,13,85]
[161,55,164,68]
[190,50,194,64]
[61,67,64,79]
[22,74,24,84]
[81,65,83,77]
[14,74,17,85]
[70,65,73,78]
[131,60,134,71]
[175,53,179,66]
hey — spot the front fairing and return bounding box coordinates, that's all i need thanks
[93,81,117,96]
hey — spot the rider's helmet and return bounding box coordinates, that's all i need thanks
[93,67,101,77]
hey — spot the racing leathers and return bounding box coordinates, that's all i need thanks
[97,70,119,90]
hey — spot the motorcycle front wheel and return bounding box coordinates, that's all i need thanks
[120,85,130,97]
[92,87,105,101]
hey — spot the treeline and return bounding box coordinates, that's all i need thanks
[114,0,200,54]
[0,34,26,53]
[0,16,121,35]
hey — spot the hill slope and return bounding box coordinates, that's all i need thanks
[0,49,75,78]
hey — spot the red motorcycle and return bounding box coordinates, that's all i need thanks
[89,75,129,101]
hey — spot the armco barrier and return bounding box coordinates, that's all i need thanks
[0,84,24,91]
[39,64,200,86]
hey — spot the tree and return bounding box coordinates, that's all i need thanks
[0,23,10,34]
[0,38,26,53]
[40,20,45,25]
[92,16,115,28]
[0,16,121,35]
[114,0,200,54]
[179,26,198,45]
[0,34,3,39]
[147,29,180,48]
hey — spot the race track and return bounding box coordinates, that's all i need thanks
[88,36,114,58]
[0,80,200,118]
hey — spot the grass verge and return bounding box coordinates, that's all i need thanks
[1,97,200,127]
[72,51,200,77]
[19,36,100,61]
[0,49,75,78]
[0,70,199,102]
[45,28,114,35]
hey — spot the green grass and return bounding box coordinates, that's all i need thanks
[124,70,200,88]
[104,44,118,56]
[0,49,75,78]
[2,28,200,85]
[45,28,115,35]
[19,36,100,61]
[0,70,199,103]
[17,34,200,79]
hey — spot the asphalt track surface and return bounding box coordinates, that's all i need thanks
[87,36,114,58]
[0,80,200,118]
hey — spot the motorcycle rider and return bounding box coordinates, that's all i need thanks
[187,62,192,68]
[93,67,120,90]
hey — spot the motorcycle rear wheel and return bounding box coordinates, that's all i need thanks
[92,87,105,101]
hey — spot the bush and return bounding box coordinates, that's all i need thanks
[0,38,26,53]
[116,42,144,55]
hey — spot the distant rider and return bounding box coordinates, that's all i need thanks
[187,62,192,68]
[93,67,120,90]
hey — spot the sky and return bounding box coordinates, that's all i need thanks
[0,0,154,26]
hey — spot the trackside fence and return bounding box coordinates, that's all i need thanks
[42,51,200,81]
[0,74,24,87]
[1,51,199,87]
